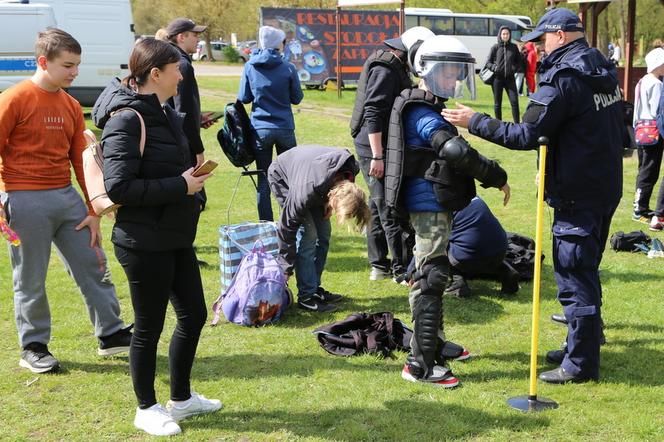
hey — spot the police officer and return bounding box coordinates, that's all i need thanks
[443,8,626,383]
[385,35,510,387]
[350,26,433,284]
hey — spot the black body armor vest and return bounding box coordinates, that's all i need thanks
[350,50,412,138]
[384,88,477,212]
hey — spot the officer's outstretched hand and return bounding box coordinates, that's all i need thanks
[441,103,477,129]
[500,183,511,206]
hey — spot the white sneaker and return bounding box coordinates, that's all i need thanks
[369,267,391,281]
[166,391,222,421]
[134,404,181,436]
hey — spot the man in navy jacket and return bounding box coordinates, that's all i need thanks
[444,8,625,384]
[166,17,212,211]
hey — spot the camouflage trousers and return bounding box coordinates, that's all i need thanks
[408,211,452,344]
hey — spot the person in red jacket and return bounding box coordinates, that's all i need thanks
[524,42,538,95]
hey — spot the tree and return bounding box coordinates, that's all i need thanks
[130,0,663,56]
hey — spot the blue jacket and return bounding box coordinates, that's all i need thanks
[403,103,458,212]
[469,39,624,211]
[449,197,507,262]
[238,48,303,130]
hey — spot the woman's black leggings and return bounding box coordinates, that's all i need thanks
[492,75,520,123]
[114,245,207,409]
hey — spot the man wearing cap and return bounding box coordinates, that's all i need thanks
[443,8,627,384]
[349,26,434,285]
[166,18,211,209]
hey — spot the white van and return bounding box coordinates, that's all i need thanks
[0,0,135,106]
[0,3,56,91]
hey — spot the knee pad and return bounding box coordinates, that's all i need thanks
[420,257,450,294]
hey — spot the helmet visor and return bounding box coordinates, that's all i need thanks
[423,61,476,100]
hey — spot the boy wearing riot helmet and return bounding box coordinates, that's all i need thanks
[385,35,510,387]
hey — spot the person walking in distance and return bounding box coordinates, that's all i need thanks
[485,26,522,122]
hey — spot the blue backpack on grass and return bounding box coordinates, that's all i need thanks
[211,242,291,327]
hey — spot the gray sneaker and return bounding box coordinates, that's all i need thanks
[19,342,60,373]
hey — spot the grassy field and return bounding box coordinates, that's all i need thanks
[1,77,663,441]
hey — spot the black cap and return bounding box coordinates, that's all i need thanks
[166,18,207,38]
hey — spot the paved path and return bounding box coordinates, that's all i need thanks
[194,63,244,77]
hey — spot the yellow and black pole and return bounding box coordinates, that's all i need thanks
[508,136,558,412]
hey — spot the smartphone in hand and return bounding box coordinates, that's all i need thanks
[201,111,223,124]
[192,160,218,177]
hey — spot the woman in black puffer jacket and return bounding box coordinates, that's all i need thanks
[485,26,522,122]
[92,38,219,437]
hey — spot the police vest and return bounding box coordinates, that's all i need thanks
[350,50,412,138]
[384,88,476,211]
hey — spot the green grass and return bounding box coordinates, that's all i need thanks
[1,77,663,441]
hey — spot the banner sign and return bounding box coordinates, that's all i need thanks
[260,7,400,85]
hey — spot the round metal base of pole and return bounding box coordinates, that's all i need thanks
[507,395,558,412]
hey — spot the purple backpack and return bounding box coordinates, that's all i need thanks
[212,242,291,326]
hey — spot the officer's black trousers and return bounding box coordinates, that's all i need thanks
[552,205,616,379]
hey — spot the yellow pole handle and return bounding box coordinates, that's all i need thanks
[528,137,548,399]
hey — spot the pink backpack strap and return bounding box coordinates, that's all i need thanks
[111,107,146,156]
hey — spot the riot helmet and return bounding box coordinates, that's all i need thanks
[413,35,476,100]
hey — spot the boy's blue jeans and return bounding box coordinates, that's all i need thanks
[295,206,331,301]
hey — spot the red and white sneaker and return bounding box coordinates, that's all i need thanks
[650,215,664,232]
[401,364,460,388]
[454,348,471,361]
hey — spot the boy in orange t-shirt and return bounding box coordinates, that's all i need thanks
[0,28,131,374]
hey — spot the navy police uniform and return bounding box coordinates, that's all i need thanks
[468,38,625,380]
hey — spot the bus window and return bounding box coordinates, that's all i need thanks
[454,17,489,36]
[490,18,514,35]
[420,15,453,35]
[490,18,525,40]
[405,15,418,28]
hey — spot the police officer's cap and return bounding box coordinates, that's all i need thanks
[521,8,585,42]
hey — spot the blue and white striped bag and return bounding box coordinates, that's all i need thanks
[218,221,279,294]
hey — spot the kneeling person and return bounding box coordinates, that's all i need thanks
[268,146,370,312]
[446,196,520,297]
[385,36,510,387]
